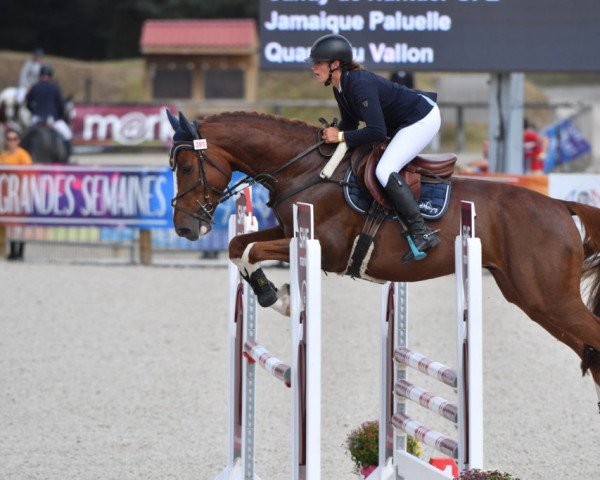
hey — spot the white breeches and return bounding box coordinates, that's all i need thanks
[32,115,73,141]
[375,101,441,187]
[16,86,27,104]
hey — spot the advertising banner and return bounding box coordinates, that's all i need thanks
[548,174,600,207]
[0,165,175,228]
[71,104,175,147]
[0,166,278,251]
[260,0,600,72]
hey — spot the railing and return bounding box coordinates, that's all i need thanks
[1,225,228,265]
[188,98,593,157]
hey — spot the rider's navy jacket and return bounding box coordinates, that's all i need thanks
[334,69,436,148]
[25,79,65,121]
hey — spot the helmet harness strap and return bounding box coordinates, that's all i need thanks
[324,61,340,87]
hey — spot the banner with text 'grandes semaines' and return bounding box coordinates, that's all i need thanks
[0,165,175,228]
[0,167,278,250]
[260,0,600,72]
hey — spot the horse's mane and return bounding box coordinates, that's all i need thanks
[203,111,317,133]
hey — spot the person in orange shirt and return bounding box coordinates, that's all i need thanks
[1,128,33,165]
[1,128,32,260]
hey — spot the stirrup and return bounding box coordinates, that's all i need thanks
[406,235,427,261]
[402,229,440,263]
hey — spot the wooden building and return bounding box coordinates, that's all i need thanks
[140,19,258,102]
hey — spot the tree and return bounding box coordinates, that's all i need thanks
[0,0,259,60]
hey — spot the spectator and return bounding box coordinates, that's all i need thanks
[0,128,32,260]
[390,70,415,89]
[523,119,547,174]
[17,48,44,104]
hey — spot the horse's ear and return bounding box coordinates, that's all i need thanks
[179,111,199,140]
[166,109,180,131]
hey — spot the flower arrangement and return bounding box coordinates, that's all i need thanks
[345,420,422,476]
[458,470,519,480]
[346,421,518,479]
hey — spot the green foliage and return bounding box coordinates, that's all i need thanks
[0,0,259,60]
[345,420,422,473]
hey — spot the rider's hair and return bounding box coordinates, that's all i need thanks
[4,127,21,139]
[341,60,362,72]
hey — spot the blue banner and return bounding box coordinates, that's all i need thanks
[541,119,591,173]
[0,165,174,228]
[1,165,278,250]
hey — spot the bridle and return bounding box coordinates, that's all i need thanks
[169,141,231,225]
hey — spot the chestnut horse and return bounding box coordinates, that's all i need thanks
[166,110,600,410]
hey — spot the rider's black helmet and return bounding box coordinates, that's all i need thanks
[305,34,353,64]
[40,64,53,77]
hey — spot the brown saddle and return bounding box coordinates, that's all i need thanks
[350,141,457,210]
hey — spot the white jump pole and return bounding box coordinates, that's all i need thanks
[215,189,261,480]
[291,202,322,480]
[455,201,483,471]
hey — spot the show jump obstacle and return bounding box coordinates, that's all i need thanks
[371,200,483,480]
[215,191,322,480]
[215,196,481,480]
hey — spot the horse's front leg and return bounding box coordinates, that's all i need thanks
[229,227,292,315]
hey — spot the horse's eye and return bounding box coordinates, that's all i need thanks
[181,164,193,175]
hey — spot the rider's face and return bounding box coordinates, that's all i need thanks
[311,61,331,84]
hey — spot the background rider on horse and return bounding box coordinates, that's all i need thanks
[25,64,73,156]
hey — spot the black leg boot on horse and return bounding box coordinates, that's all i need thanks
[384,172,440,262]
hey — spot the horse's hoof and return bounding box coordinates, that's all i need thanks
[271,283,291,317]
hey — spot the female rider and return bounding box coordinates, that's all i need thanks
[306,34,441,262]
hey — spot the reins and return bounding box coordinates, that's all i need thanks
[169,120,354,222]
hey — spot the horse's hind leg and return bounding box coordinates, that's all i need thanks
[229,227,292,315]
[490,268,600,412]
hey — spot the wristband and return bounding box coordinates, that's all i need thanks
[338,131,344,143]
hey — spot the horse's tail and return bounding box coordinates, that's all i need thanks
[565,201,600,375]
[566,201,600,317]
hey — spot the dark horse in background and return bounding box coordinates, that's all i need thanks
[21,123,69,164]
[166,110,600,411]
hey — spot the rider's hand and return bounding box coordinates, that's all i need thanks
[321,127,340,144]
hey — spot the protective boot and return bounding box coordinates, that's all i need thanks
[384,172,440,262]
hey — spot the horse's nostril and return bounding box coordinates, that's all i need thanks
[175,228,190,237]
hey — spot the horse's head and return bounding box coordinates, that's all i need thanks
[166,109,233,240]
[63,95,76,125]
[0,87,18,123]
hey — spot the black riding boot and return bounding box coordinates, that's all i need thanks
[64,140,72,159]
[384,172,440,262]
